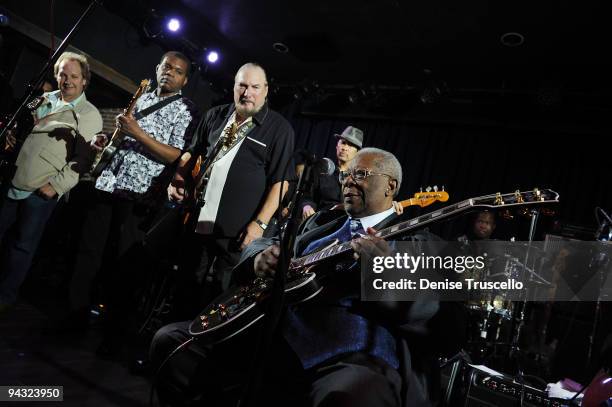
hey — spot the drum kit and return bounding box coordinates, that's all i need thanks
[464,241,553,366]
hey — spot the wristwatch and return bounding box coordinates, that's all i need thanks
[254,219,268,230]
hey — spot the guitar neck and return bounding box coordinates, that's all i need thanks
[292,189,559,270]
[108,127,123,146]
[399,198,420,208]
[108,91,143,146]
[293,197,475,269]
[377,195,489,240]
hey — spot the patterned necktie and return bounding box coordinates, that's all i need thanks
[301,218,352,255]
[214,121,246,164]
[301,218,365,256]
[221,122,239,152]
[349,218,365,238]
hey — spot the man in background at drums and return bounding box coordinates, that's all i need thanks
[458,210,497,243]
[457,210,497,282]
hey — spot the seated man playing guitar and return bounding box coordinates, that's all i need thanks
[151,148,451,407]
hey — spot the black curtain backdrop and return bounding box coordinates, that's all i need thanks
[283,109,609,234]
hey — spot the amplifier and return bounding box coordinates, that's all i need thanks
[465,367,565,407]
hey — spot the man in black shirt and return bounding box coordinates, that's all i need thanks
[168,62,295,294]
[299,125,362,224]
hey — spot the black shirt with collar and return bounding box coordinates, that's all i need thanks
[188,103,295,238]
[300,166,342,212]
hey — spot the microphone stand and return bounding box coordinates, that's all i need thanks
[0,0,101,145]
[509,209,540,373]
[238,161,315,407]
[595,207,612,241]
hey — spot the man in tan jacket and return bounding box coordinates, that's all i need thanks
[0,51,102,311]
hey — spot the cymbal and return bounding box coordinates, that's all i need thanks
[483,273,554,288]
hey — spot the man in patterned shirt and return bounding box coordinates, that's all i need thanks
[68,52,198,348]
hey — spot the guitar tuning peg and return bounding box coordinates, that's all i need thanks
[442,185,445,191]
[433,185,438,192]
[419,187,423,192]
[426,186,432,192]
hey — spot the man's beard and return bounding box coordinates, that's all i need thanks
[235,100,262,118]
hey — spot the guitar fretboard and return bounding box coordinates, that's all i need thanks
[290,189,559,270]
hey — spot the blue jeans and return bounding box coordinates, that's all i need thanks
[0,193,58,304]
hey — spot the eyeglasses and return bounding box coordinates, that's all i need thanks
[338,168,394,183]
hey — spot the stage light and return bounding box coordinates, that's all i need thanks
[206,51,219,64]
[166,18,181,32]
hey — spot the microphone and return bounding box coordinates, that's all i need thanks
[300,152,335,176]
[313,157,335,176]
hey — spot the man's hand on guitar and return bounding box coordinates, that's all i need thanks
[5,133,17,151]
[116,113,143,139]
[3,122,18,151]
[90,133,108,152]
[350,227,393,260]
[392,200,404,215]
[240,221,265,250]
[302,205,316,220]
[168,177,187,203]
[254,244,280,278]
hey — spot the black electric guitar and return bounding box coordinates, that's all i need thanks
[188,188,559,344]
[91,79,150,177]
[0,96,44,182]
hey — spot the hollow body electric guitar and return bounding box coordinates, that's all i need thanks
[189,188,559,343]
[91,79,150,177]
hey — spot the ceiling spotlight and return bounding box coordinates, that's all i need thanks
[501,32,525,47]
[206,50,219,64]
[420,80,448,104]
[348,88,367,105]
[272,42,290,53]
[0,14,9,27]
[166,18,181,33]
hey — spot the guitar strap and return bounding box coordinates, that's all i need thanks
[188,119,256,222]
[133,94,181,120]
[107,93,181,152]
[197,119,256,181]
[213,120,255,163]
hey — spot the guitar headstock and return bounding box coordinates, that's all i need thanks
[474,188,559,209]
[124,79,151,115]
[137,79,151,97]
[413,185,449,207]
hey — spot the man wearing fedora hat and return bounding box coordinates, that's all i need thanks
[299,125,363,221]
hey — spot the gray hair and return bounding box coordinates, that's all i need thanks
[357,147,403,196]
[235,62,268,86]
